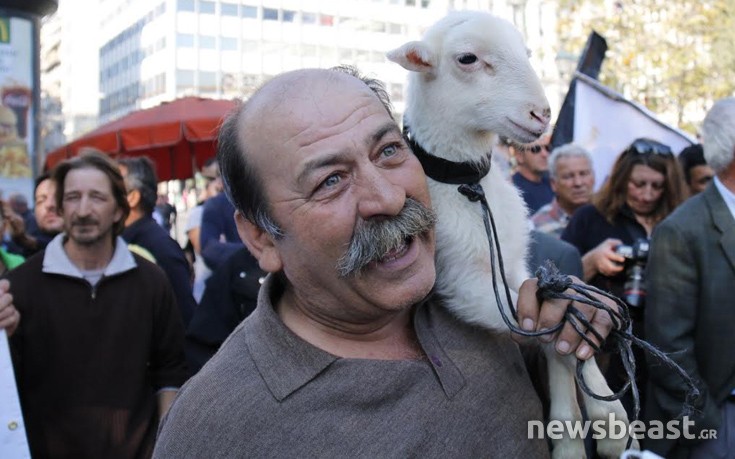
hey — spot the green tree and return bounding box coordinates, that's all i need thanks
[557,0,735,133]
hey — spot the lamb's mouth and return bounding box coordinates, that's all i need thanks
[505,118,545,143]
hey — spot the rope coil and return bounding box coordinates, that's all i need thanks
[457,182,700,426]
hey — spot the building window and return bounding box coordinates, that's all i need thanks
[387,23,403,34]
[198,1,215,14]
[177,0,195,12]
[302,12,316,24]
[177,69,195,90]
[221,37,237,50]
[221,3,238,16]
[242,40,258,53]
[282,10,296,22]
[199,71,217,92]
[241,5,257,18]
[176,33,195,47]
[320,14,334,26]
[199,35,216,49]
[390,82,403,102]
[406,0,416,5]
[338,48,353,61]
[263,8,278,20]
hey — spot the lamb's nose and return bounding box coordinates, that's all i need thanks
[530,106,551,125]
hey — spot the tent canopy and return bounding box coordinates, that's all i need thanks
[45,97,238,181]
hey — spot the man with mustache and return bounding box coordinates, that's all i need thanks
[154,67,616,457]
[2,151,188,458]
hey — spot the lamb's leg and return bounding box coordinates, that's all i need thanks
[578,358,640,457]
[545,349,587,459]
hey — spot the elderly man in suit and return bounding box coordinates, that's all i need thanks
[644,97,735,458]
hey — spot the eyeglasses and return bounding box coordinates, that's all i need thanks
[517,144,551,154]
[629,139,673,157]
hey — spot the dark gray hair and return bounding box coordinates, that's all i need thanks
[218,66,394,238]
[548,143,593,180]
[118,156,158,215]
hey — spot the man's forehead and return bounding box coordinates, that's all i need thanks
[242,70,389,155]
[65,167,112,190]
[250,70,377,123]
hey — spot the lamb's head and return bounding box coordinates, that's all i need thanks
[388,11,551,154]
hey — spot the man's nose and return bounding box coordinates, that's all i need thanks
[77,196,93,215]
[356,168,405,219]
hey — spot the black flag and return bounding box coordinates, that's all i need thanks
[551,31,608,149]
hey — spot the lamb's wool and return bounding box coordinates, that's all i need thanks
[389,11,634,459]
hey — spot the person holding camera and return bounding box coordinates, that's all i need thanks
[561,138,687,418]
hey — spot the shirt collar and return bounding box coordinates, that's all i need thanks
[549,199,570,221]
[713,176,735,222]
[43,233,137,279]
[245,275,466,401]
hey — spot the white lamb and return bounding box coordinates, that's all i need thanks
[388,11,633,459]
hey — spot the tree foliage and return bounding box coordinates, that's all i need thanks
[557,0,735,133]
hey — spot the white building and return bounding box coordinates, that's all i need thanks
[45,0,563,142]
[40,1,101,152]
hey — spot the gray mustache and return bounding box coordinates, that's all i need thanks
[336,197,436,277]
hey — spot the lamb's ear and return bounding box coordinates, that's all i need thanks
[387,41,435,73]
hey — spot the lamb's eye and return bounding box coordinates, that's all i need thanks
[457,53,478,65]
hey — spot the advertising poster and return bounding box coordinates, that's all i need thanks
[0,15,34,203]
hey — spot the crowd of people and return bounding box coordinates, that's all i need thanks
[0,66,733,458]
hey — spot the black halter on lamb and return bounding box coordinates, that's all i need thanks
[389,10,696,459]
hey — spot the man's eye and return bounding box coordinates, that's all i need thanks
[321,174,341,188]
[381,144,399,158]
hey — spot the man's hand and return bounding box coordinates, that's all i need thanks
[515,276,618,360]
[0,279,20,337]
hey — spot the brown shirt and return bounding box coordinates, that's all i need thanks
[154,275,549,458]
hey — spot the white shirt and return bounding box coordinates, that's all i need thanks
[713,176,735,222]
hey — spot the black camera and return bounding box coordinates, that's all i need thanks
[614,238,650,308]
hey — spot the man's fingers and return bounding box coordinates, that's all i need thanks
[575,299,616,360]
[516,278,540,333]
[550,297,597,355]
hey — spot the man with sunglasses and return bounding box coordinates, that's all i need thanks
[511,132,555,214]
[644,97,735,458]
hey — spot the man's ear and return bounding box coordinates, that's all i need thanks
[127,189,140,209]
[235,212,283,273]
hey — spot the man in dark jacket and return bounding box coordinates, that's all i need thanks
[645,97,735,458]
[4,151,188,458]
[118,157,196,327]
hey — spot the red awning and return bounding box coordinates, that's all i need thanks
[45,96,239,181]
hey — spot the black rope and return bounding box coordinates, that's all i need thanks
[456,181,700,434]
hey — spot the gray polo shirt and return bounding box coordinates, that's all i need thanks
[154,275,549,458]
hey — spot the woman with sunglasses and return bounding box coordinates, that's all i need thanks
[560,137,687,418]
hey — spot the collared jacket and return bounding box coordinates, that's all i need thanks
[5,234,188,459]
[644,182,735,458]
